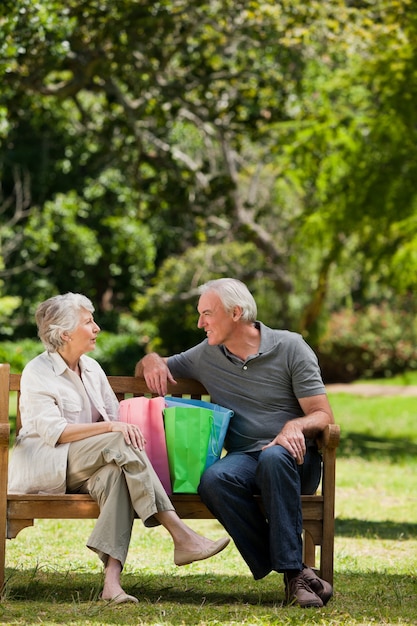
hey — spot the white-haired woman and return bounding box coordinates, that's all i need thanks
[8,293,229,603]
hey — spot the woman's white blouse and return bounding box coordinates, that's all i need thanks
[8,351,120,494]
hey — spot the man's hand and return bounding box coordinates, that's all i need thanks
[135,353,176,396]
[262,420,306,465]
[262,394,334,464]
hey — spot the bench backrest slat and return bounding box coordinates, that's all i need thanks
[2,366,210,436]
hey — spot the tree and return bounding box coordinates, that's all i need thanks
[1,0,417,351]
[290,0,417,337]
[0,0,313,330]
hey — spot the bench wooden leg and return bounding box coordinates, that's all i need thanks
[319,537,334,586]
[0,422,10,593]
[0,531,5,594]
[303,529,316,569]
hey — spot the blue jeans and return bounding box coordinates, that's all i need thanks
[198,444,321,580]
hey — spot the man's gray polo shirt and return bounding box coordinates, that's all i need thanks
[167,322,326,453]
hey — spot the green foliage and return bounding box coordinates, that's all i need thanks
[132,241,295,353]
[2,0,417,379]
[317,303,417,382]
[0,295,21,336]
[0,323,156,374]
[0,339,43,373]
[93,330,152,375]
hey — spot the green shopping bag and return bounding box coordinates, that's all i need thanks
[165,397,233,470]
[163,405,213,493]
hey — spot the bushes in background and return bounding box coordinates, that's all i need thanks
[0,339,44,373]
[93,332,145,375]
[2,304,417,382]
[317,304,417,383]
[0,333,145,375]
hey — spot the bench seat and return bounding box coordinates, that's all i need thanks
[0,363,339,591]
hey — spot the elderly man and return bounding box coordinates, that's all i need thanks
[135,278,334,608]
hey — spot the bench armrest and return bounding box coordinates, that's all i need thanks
[317,423,340,451]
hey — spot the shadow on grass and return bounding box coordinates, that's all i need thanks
[1,570,416,625]
[336,518,417,539]
[4,570,271,605]
[337,431,417,462]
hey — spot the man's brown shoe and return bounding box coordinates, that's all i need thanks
[285,574,323,608]
[300,567,333,605]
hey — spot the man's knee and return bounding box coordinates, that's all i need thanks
[257,446,297,484]
[198,461,221,497]
[259,445,293,468]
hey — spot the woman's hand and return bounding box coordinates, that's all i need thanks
[110,421,146,450]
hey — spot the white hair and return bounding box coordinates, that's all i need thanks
[35,293,94,352]
[198,278,257,322]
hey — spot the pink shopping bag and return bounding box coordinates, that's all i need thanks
[119,396,172,494]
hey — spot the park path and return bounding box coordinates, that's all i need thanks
[325,383,417,397]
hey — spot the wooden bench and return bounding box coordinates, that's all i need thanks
[0,362,340,591]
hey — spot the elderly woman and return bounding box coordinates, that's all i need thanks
[8,293,229,604]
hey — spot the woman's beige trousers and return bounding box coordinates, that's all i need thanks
[66,431,174,566]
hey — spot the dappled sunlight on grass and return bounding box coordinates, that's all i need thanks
[3,515,417,624]
[2,389,417,623]
[328,393,417,444]
[336,536,417,569]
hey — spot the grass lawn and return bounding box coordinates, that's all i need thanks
[1,388,416,625]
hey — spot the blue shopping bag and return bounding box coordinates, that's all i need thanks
[164,397,234,470]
